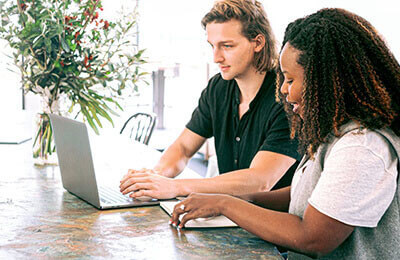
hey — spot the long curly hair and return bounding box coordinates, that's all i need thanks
[276,8,400,156]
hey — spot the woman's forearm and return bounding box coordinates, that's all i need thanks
[217,195,353,258]
[239,186,291,212]
[218,196,301,245]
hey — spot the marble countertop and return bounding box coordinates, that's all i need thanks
[0,141,283,259]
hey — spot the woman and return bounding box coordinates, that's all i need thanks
[170,8,400,259]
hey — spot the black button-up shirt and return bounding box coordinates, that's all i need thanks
[186,71,301,189]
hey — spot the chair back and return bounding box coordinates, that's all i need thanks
[120,112,157,145]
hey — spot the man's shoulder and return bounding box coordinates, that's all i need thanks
[208,73,226,88]
[202,73,233,97]
[261,69,278,91]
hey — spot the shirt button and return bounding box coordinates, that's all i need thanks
[235,137,241,142]
[234,159,238,164]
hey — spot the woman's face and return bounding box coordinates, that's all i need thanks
[279,42,305,118]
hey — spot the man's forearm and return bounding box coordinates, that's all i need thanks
[154,145,191,178]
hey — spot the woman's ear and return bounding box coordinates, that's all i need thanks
[253,34,265,53]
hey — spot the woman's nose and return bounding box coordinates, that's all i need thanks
[280,83,288,95]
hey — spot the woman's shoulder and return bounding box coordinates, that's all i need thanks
[332,128,398,172]
[336,128,392,150]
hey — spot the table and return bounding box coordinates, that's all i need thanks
[0,110,33,144]
[0,140,283,259]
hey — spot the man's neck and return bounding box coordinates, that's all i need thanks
[235,69,266,104]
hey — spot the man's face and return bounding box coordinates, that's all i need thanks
[206,19,257,80]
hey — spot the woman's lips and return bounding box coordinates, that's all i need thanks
[286,98,299,114]
[292,103,299,113]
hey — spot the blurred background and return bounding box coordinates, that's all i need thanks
[1,0,399,173]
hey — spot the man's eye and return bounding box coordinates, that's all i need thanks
[223,45,233,48]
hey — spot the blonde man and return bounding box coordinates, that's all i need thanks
[120,0,300,199]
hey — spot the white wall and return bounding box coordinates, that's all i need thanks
[1,0,399,126]
[264,0,400,58]
[137,0,400,130]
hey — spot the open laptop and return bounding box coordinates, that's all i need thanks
[49,114,159,209]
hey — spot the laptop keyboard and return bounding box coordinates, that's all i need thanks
[98,186,132,204]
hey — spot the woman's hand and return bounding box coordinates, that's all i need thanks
[170,193,231,228]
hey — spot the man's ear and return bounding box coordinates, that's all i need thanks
[253,34,265,53]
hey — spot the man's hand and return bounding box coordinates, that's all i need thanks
[170,193,230,228]
[119,169,180,199]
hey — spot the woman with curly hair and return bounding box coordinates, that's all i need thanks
[170,8,400,259]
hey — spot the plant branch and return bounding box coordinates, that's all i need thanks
[80,0,101,35]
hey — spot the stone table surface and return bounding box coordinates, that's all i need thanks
[0,140,283,259]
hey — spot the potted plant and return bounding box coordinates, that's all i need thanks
[0,0,147,165]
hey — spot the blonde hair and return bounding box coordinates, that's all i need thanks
[201,0,278,72]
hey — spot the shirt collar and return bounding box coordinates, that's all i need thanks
[233,70,275,109]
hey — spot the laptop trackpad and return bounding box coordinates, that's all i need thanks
[135,196,155,202]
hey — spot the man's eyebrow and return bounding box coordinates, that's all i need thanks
[220,40,234,44]
[207,40,234,45]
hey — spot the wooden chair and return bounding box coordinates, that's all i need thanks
[120,112,157,145]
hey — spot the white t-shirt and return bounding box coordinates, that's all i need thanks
[292,129,398,227]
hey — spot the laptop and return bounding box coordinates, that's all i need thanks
[49,114,159,209]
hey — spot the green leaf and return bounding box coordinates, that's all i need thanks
[46,124,53,155]
[44,38,51,52]
[60,38,70,52]
[32,34,42,44]
[68,102,75,113]
[81,107,99,134]
[91,102,114,126]
[88,104,102,128]
[33,123,42,148]
[1,0,149,137]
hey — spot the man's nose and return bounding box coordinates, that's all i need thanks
[213,48,224,63]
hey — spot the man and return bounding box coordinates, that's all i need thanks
[120,0,300,199]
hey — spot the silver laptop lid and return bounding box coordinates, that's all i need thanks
[49,114,101,208]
